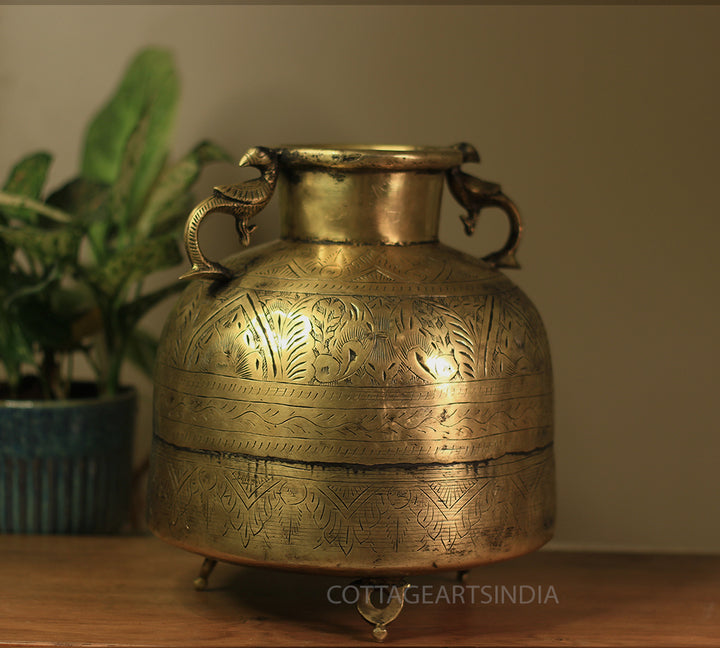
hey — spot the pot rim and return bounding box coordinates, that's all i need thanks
[0,383,136,409]
[276,144,465,171]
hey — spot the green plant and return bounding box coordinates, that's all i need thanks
[0,48,231,399]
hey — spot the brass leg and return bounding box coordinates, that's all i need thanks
[354,578,410,642]
[193,557,218,591]
[457,569,470,583]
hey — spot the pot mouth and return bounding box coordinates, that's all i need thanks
[276,144,465,171]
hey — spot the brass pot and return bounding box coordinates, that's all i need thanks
[148,143,554,582]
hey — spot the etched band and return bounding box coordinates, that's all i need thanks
[148,438,555,573]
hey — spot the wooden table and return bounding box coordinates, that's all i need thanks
[0,535,717,646]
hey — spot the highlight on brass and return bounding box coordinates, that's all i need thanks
[148,143,554,640]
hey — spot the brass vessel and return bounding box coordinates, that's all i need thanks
[148,144,554,639]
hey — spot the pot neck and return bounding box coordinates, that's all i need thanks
[276,145,464,245]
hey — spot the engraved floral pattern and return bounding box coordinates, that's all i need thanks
[165,290,548,388]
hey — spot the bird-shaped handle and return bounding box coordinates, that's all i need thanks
[180,147,278,282]
[446,142,523,269]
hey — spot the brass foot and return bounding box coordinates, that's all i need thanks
[193,558,218,591]
[354,578,409,642]
[457,569,470,583]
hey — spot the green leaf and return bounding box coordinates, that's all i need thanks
[3,267,61,308]
[46,178,112,261]
[15,298,70,352]
[146,192,196,238]
[110,110,155,230]
[83,234,182,300]
[125,328,159,379]
[119,281,184,332]
[0,223,81,269]
[0,308,36,361]
[81,48,179,220]
[46,177,109,223]
[0,314,36,390]
[136,140,233,238]
[0,192,73,225]
[7,284,96,355]
[1,152,52,224]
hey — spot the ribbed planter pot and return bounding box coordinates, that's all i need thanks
[0,386,136,534]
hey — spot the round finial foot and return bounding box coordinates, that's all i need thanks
[193,558,217,591]
[355,577,409,642]
[373,625,388,642]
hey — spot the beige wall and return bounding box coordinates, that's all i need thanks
[1,5,718,553]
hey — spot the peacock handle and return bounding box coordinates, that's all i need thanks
[446,142,523,270]
[180,194,239,281]
[180,147,279,282]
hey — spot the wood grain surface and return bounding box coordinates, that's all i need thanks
[0,535,717,647]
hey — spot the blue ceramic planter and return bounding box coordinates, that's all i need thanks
[0,387,136,534]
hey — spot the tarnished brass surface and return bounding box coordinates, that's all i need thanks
[148,144,555,577]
